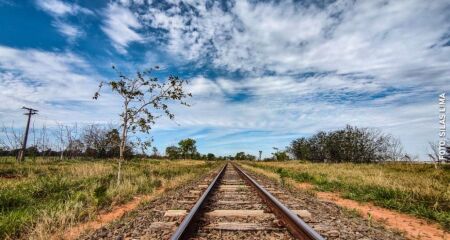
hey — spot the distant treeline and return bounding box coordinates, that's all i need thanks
[2,123,448,163]
[0,124,133,160]
[287,125,406,163]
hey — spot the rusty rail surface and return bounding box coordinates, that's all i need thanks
[170,163,227,240]
[232,163,324,240]
[170,162,324,240]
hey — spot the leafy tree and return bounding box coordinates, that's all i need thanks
[104,129,123,158]
[94,66,191,184]
[287,125,403,163]
[272,151,289,161]
[178,138,197,159]
[235,152,256,160]
[235,152,246,160]
[165,145,180,160]
[207,153,215,161]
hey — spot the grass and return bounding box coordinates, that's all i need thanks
[0,157,221,239]
[242,161,450,230]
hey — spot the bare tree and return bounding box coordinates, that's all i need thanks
[53,123,79,160]
[54,123,66,160]
[37,124,51,158]
[428,141,442,168]
[0,122,23,159]
[94,65,191,184]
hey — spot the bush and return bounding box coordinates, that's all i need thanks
[288,125,403,163]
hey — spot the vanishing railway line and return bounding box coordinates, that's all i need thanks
[170,163,324,240]
[83,162,403,240]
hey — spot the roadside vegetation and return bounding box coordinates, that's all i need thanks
[0,158,220,239]
[242,161,450,230]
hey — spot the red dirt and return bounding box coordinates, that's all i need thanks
[293,182,449,240]
[53,189,164,240]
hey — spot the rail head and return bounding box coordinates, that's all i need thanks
[232,163,325,240]
[170,163,227,240]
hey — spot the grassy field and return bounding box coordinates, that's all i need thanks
[242,161,450,230]
[0,157,221,239]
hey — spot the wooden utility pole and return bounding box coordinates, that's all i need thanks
[17,107,38,162]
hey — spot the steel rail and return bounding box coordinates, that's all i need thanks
[232,163,325,240]
[170,163,227,240]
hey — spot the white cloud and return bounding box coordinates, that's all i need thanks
[161,75,436,158]
[101,3,144,54]
[35,0,93,40]
[52,21,83,40]
[140,0,450,89]
[5,0,448,158]
[35,0,92,17]
[0,45,119,126]
[127,0,450,158]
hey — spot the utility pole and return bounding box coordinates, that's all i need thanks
[258,150,262,161]
[17,107,38,162]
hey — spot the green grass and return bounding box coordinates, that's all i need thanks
[0,158,221,239]
[243,161,450,230]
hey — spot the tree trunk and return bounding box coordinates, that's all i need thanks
[118,105,128,185]
[117,159,122,186]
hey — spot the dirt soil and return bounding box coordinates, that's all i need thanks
[244,168,405,240]
[78,169,220,240]
[80,163,409,240]
[54,193,159,240]
[290,180,449,240]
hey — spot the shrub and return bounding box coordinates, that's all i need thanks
[288,125,403,163]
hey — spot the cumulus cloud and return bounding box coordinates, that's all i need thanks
[35,0,92,40]
[3,0,449,158]
[126,0,449,157]
[101,3,144,54]
[52,21,83,40]
[0,45,118,125]
[139,0,449,89]
[35,0,92,17]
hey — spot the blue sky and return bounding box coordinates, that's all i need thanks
[0,0,449,158]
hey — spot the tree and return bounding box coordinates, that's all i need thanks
[206,153,215,161]
[166,145,180,160]
[105,129,123,158]
[66,139,84,158]
[82,124,108,158]
[151,146,159,158]
[427,141,448,168]
[178,138,197,159]
[0,122,23,159]
[287,125,404,163]
[235,152,246,160]
[94,66,191,184]
[54,123,79,160]
[235,152,256,160]
[272,151,289,161]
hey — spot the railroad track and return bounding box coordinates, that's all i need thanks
[170,162,324,240]
[83,162,403,239]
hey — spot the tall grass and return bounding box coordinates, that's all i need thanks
[0,158,220,239]
[243,161,450,230]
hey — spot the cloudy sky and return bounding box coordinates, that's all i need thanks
[0,0,449,158]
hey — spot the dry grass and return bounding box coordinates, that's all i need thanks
[0,158,221,239]
[241,161,450,230]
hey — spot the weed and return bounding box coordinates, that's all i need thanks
[243,161,450,230]
[0,158,220,239]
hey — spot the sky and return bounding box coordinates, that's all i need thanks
[0,0,449,158]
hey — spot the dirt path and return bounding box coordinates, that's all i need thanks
[83,164,403,240]
[51,190,163,240]
[289,180,448,240]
